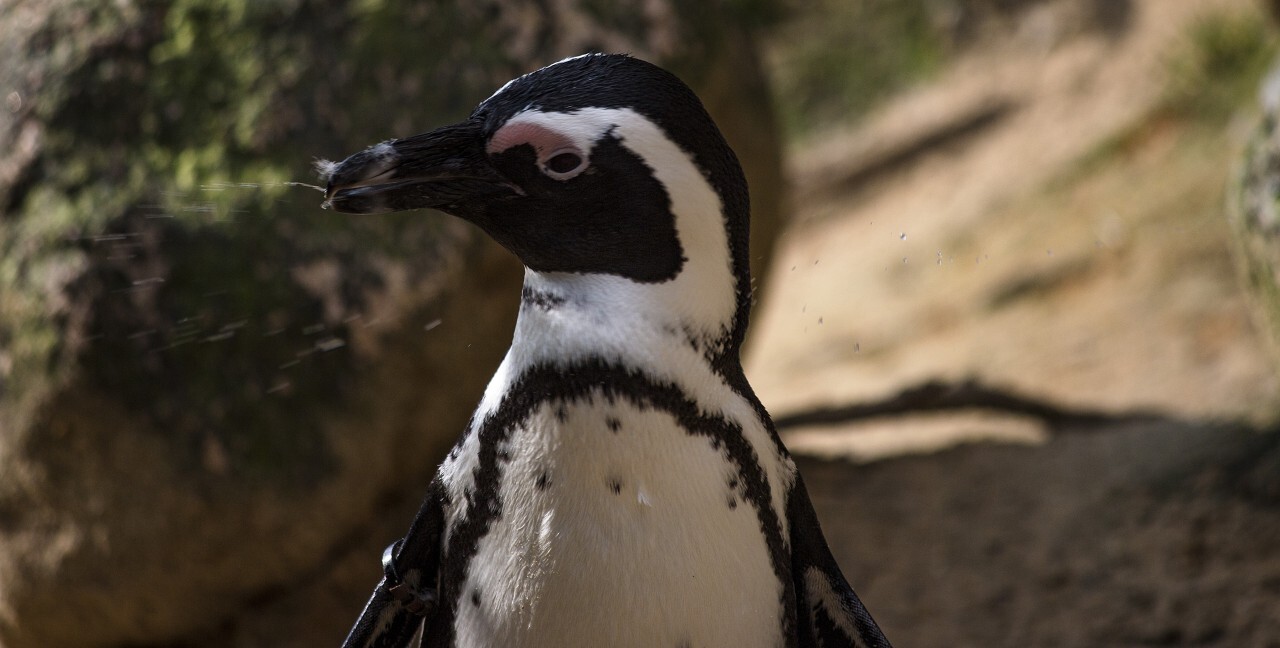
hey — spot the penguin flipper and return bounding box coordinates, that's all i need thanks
[341,479,446,648]
[788,474,893,648]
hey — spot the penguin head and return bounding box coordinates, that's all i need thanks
[324,54,752,354]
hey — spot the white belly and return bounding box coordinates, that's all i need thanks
[451,395,785,648]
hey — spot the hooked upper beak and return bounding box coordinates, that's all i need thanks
[323,121,515,214]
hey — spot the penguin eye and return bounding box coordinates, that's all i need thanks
[541,149,587,180]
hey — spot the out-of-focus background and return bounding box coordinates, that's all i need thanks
[2,0,1280,645]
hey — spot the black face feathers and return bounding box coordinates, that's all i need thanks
[474,54,752,281]
[478,129,686,282]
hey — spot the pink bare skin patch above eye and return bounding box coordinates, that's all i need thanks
[487,121,578,158]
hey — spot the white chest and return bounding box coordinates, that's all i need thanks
[448,394,786,648]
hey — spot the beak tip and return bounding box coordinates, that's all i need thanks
[323,187,397,215]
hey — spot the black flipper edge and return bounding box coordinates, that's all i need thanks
[788,473,893,648]
[341,479,447,648]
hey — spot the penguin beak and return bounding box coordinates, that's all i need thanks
[323,121,515,214]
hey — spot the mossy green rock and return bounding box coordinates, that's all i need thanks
[0,1,783,646]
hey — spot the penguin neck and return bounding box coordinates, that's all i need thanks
[511,250,745,378]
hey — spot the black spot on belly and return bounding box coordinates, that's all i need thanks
[608,477,623,495]
[727,496,738,510]
[606,416,621,433]
[555,405,568,423]
[471,589,481,607]
[536,470,551,491]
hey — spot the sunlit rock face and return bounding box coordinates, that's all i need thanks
[0,2,783,647]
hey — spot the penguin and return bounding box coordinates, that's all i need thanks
[322,53,892,648]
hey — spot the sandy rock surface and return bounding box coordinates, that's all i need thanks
[748,1,1280,644]
[748,0,1279,436]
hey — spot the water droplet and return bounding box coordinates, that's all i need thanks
[854,342,861,353]
[899,232,907,241]
[316,337,346,352]
[818,317,824,324]
[424,319,443,332]
[5,91,21,113]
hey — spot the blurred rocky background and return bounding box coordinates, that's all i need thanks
[1,0,1279,646]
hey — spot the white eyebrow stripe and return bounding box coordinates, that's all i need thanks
[493,109,619,159]
[487,120,578,158]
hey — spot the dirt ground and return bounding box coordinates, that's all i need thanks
[807,420,1280,646]
[745,0,1280,644]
